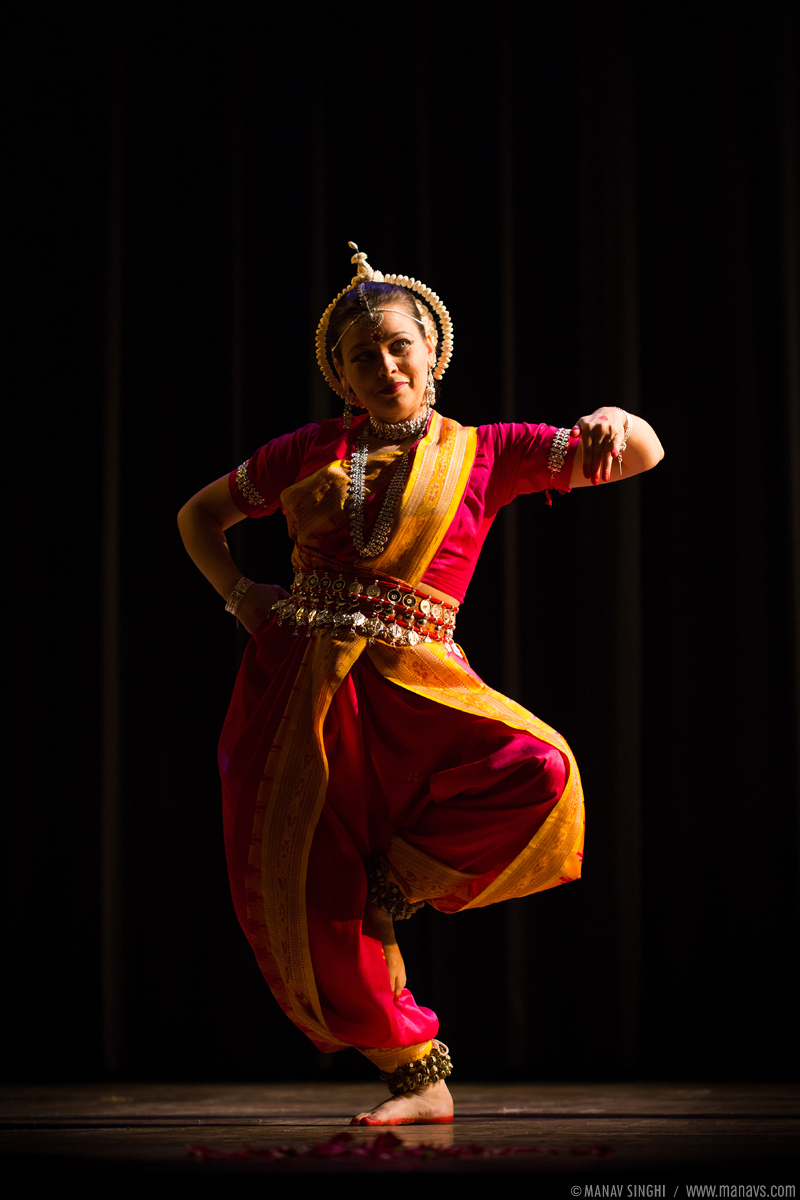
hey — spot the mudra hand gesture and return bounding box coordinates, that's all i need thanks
[570,406,642,486]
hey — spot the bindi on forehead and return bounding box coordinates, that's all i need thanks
[371,330,382,342]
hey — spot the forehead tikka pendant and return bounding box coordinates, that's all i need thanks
[315,242,454,399]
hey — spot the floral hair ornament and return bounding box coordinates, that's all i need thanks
[315,241,454,399]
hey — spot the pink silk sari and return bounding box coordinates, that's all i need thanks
[219,413,584,1065]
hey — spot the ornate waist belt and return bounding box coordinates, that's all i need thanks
[271,568,461,652]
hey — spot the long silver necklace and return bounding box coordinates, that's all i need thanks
[348,409,429,559]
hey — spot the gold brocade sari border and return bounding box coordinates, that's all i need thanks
[368,414,477,585]
[364,640,585,911]
[245,634,365,1047]
[360,1041,433,1072]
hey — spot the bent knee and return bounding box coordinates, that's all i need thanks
[523,740,568,804]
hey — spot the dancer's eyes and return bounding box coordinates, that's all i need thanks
[351,339,412,363]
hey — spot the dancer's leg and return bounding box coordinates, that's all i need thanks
[312,662,567,1124]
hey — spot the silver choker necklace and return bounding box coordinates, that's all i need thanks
[368,408,430,441]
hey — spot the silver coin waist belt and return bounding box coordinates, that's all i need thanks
[271,569,461,653]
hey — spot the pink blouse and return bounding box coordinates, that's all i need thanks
[229,416,578,603]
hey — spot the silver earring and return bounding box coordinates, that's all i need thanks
[343,386,358,429]
[425,367,436,408]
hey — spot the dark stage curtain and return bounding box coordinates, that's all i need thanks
[7,0,799,1081]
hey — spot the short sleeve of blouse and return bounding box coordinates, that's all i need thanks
[228,424,320,517]
[481,422,580,512]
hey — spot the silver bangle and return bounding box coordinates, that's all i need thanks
[546,427,572,478]
[616,408,633,451]
[225,576,253,615]
[616,408,633,473]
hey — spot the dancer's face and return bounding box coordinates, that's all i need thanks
[336,307,435,426]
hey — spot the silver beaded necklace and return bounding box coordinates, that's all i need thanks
[367,410,430,440]
[347,409,430,559]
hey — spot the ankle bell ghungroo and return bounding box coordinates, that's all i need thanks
[380,1041,453,1096]
[366,855,425,921]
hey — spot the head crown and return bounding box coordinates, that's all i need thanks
[315,241,454,398]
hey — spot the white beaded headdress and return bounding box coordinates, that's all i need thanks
[315,241,454,399]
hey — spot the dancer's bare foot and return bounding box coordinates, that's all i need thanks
[350,1079,454,1126]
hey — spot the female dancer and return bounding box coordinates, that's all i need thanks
[178,244,664,1126]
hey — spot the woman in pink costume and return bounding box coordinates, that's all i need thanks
[178,244,664,1126]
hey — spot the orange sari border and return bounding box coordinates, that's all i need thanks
[370,414,477,585]
[366,639,585,912]
[359,1041,434,1072]
[245,634,364,1047]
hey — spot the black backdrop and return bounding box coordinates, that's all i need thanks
[7,0,799,1082]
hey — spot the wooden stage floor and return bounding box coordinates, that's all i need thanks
[2,1082,798,1184]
